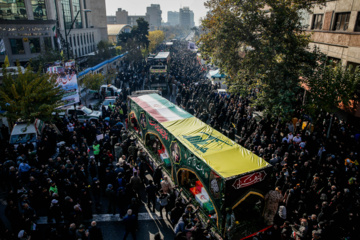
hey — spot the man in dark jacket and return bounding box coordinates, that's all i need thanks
[88,221,103,240]
[105,184,116,215]
[123,209,137,240]
[146,180,157,212]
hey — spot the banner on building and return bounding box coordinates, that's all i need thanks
[47,61,80,107]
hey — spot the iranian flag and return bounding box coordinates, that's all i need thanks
[52,25,61,49]
[52,25,57,38]
[131,93,193,123]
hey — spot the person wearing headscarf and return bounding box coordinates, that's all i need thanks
[264,186,283,225]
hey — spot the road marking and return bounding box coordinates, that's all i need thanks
[37,212,163,224]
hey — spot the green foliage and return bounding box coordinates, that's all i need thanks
[80,73,104,91]
[148,30,165,53]
[0,65,64,125]
[30,49,62,72]
[302,51,360,116]
[200,0,326,120]
[117,18,149,61]
[87,41,116,66]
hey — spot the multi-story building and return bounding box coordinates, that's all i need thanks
[107,16,116,24]
[127,15,147,27]
[180,7,194,29]
[190,10,195,28]
[146,4,161,30]
[115,8,128,25]
[168,11,179,26]
[0,0,108,65]
[305,0,360,117]
[306,0,360,67]
[107,8,147,27]
[107,24,131,43]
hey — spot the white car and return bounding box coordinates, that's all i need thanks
[101,97,117,110]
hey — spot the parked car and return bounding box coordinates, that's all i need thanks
[10,119,44,149]
[101,96,117,110]
[59,105,102,122]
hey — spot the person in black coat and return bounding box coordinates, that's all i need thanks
[146,180,157,212]
[88,221,103,240]
[123,209,137,240]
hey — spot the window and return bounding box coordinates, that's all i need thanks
[81,35,83,45]
[355,12,360,32]
[77,36,80,46]
[10,39,24,55]
[87,34,89,44]
[333,12,351,31]
[73,36,76,46]
[31,0,47,20]
[44,37,52,51]
[312,14,323,30]
[29,38,41,53]
[0,0,27,20]
[61,0,72,29]
[72,0,82,28]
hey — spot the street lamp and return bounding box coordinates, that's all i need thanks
[62,5,91,60]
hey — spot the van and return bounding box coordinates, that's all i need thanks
[10,119,44,149]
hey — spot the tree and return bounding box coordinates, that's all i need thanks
[80,73,105,104]
[30,49,62,72]
[148,30,165,53]
[117,18,149,61]
[0,66,64,126]
[87,41,116,66]
[200,0,326,120]
[302,52,360,116]
[105,68,117,85]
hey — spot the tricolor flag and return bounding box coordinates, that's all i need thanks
[131,93,193,123]
[52,25,57,38]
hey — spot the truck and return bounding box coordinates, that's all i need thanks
[59,105,102,122]
[10,119,44,149]
[89,84,122,100]
[127,91,272,238]
[98,84,122,100]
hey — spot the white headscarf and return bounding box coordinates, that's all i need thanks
[278,205,287,219]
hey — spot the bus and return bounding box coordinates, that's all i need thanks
[148,52,170,94]
[128,91,272,238]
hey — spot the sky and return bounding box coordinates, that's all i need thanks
[105,0,208,26]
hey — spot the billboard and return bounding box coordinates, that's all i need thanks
[47,62,79,107]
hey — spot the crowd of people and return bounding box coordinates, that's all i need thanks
[0,39,359,240]
[166,46,360,239]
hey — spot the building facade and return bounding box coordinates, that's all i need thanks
[107,24,131,43]
[179,7,194,29]
[307,0,360,67]
[107,16,116,24]
[127,15,147,27]
[146,4,161,31]
[306,0,360,117]
[0,0,108,66]
[190,10,195,28]
[115,8,128,25]
[168,11,179,26]
[107,8,148,27]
